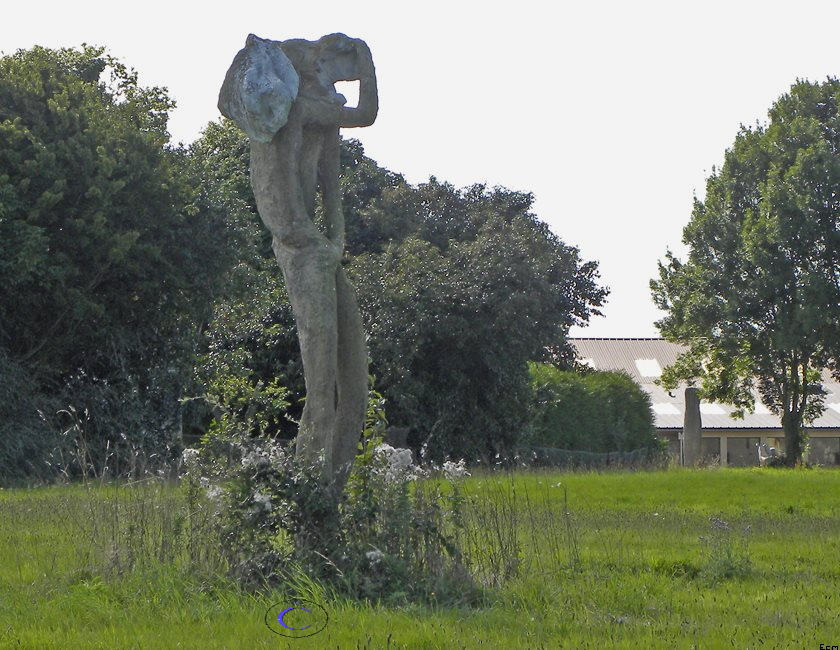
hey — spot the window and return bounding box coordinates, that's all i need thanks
[807,438,840,466]
[635,359,662,377]
[652,403,680,415]
[700,437,720,463]
[727,437,760,467]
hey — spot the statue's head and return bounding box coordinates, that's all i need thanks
[278,33,370,105]
[219,33,376,141]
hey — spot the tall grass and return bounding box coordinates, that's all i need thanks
[2,468,840,648]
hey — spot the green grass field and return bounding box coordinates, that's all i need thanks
[2,468,839,648]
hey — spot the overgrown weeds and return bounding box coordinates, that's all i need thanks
[7,386,761,616]
[4,469,839,648]
[698,515,752,582]
[179,391,484,606]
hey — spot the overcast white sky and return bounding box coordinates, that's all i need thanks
[3,1,840,337]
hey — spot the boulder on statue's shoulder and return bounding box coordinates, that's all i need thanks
[218,34,300,143]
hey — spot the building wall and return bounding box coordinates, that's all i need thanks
[658,429,840,467]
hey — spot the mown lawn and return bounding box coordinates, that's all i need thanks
[1,468,839,648]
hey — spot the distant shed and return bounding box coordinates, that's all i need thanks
[569,338,840,467]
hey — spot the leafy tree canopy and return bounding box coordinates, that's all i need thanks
[0,45,235,477]
[651,78,840,464]
[0,45,228,375]
[190,121,608,460]
[349,183,607,460]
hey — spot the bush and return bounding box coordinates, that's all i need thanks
[526,363,661,453]
[0,46,235,482]
[0,350,60,483]
[181,389,480,605]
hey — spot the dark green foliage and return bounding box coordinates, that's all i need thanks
[2,46,174,372]
[185,119,269,264]
[526,363,660,453]
[0,46,234,479]
[188,123,608,462]
[195,268,302,441]
[187,120,305,440]
[1,52,608,479]
[652,78,840,465]
[0,349,60,482]
[340,138,413,255]
[349,182,607,461]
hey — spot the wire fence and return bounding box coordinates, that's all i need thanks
[513,445,668,470]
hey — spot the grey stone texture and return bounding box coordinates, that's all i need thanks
[218,35,300,143]
[682,387,702,465]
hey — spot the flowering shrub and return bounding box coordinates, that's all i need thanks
[181,436,313,586]
[442,458,470,480]
[339,425,478,604]
[181,389,480,605]
[370,443,426,483]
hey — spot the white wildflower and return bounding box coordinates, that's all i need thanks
[253,492,273,511]
[266,441,287,465]
[442,459,470,480]
[241,450,270,470]
[374,442,395,458]
[709,516,730,531]
[206,485,224,501]
[365,549,384,565]
[373,444,423,483]
[181,447,200,469]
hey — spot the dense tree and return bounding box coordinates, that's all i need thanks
[348,181,607,461]
[340,137,411,255]
[194,263,304,441]
[0,46,233,478]
[651,79,840,465]
[0,48,606,477]
[189,123,607,462]
[186,119,305,441]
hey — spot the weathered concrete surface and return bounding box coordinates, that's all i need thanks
[219,34,378,489]
[682,387,702,466]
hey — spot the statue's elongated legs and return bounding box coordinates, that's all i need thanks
[273,240,340,470]
[333,267,369,483]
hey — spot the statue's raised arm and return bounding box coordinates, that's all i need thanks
[218,34,378,491]
[331,36,378,128]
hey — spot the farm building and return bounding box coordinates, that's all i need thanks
[569,338,840,467]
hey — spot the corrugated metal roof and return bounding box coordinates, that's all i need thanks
[571,338,684,385]
[569,338,840,431]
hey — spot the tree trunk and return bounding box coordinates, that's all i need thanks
[781,411,804,467]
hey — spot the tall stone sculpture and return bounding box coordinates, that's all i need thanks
[218,34,378,488]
